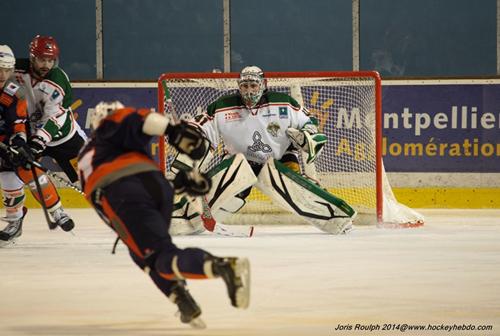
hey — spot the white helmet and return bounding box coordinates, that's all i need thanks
[90,101,125,130]
[238,66,265,107]
[0,45,15,69]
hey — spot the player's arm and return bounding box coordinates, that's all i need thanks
[142,111,208,160]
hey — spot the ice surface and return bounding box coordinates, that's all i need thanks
[0,209,499,335]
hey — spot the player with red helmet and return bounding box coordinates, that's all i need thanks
[14,35,87,230]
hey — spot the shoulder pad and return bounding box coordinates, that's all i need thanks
[265,91,300,107]
[206,94,241,116]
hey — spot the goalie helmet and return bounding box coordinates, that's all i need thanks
[238,66,265,107]
[90,101,125,130]
[0,45,15,69]
[29,35,60,60]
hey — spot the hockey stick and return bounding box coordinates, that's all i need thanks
[0,142,58,229]
[161,80,254,237]
[0,142,84,195]
[70,99,83,111]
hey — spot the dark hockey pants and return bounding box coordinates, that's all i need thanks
[94,171,212,296]
[43,132,85,183]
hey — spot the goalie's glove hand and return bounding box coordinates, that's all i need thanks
[173,169,212,196]
[286,124,327,164]
[28,135,46,160]
[166,120,207,160]
[9,134,35,169]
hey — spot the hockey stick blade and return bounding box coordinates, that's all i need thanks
[200,196,254,237]
[213,223,254,238]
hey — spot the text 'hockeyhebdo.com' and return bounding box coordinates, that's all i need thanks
[332,323,494,333]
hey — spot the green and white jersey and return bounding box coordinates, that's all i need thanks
[196,91,312,164]
[17,66,76,146]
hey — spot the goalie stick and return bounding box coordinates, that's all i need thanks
[162,80,254,238]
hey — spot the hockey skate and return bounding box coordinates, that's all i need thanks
[211,257,251,309]
[169,281,206,329]
[50,207,75,232]
[0,207,27,247]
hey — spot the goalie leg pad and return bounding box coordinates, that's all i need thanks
[170,196,204,235]
[256,158,356,234]
[204,153,257,216]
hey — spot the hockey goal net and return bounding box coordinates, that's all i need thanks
[158,71,424,228]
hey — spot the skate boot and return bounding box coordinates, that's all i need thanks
[0,207,27,247]
[169,281,206,329]
[50,207,75,232]
[211,257,251,309]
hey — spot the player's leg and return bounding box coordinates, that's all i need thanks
[42,132,85,183]
[16,166,74,231]
[97,172,250,327]
[0,171,27,246]
[128,250,205,328]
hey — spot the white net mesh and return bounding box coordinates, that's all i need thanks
[159,72,424,227]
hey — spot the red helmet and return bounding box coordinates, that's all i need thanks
[29,35,60,59]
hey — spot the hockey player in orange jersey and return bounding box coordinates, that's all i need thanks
[77,101,251,328]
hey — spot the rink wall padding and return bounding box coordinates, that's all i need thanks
[3,186,499,209]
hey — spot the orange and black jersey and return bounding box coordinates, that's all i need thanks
[78,107,159,197]
[0,81,28,143]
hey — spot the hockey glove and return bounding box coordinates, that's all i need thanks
[166,120,207,160]
[28,135,46,160]
[8,136,35,169]
[286,124,327,164]
[173,169,212,196]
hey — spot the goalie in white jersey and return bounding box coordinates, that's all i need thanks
[175,66,356,235]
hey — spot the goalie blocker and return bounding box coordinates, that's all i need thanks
[172,153,355,235]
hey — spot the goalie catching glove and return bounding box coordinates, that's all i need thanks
[286,122,327,164]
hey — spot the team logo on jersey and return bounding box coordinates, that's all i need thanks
[266,122,281,137]
[224,111,241,121]
[279,107,288,119]
[247,131,272,153]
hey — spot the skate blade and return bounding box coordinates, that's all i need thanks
[175,311,206,329]
[189,316,206,329]
[234,258,251,309]
[0,237,19,248]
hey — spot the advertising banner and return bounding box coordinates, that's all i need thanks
[383,83,500,172]
[71,82,500,173]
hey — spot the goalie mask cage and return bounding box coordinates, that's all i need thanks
[158,71,424,228]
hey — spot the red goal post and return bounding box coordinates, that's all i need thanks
[157,71,424,228]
